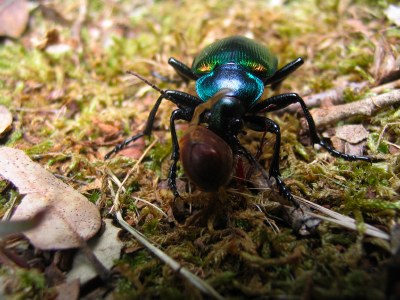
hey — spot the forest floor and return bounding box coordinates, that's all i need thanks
[0,1,400,299]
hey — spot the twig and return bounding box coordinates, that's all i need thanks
[71,0,88,51]
[293,195,390,240]
[371,78,400,94]
[108,136,159,213]
[283,79,400,114]
[309,89,400,127]
[282,82,369,113]
[377,122,400,151]
[115,210,225,300]
[133,196,168,219]
[106,136,224,299]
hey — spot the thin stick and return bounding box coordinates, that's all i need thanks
[115,211,225,300]
[133,196,168,219]
[293,195,390,240]
[309,89,400,127]
[108,136,159,213]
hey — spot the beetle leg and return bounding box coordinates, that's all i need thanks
[168,57,199,83]
[244,115,281,177]
[168,108,194,197]
[250,93,375,162]
[264,57,304,88]
[232,135,299,209]
[244,116,301,208]
[105,90,202,159]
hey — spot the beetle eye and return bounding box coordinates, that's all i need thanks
[249,63,266,72]
[197,63,213,73]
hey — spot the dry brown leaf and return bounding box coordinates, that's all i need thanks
[0,105,12,137]
[0,147,101,250]
[0,0,29,38]
[330,125,369,157]
[334,125,369,144]
[372,37,399,85]
[116,142,145,160]
[0,210,45,237]
[34,28,60,50]
[67,219,124,284]
[54,279,80,300]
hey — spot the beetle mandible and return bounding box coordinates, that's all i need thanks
[105,36,376,207]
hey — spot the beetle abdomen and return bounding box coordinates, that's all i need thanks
[179,126,234,192]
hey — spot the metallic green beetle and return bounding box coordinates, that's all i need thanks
[106,36,375,207]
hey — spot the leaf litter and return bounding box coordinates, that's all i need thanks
[0,147,101,250]
[0,0,399,299]
[0,105,12,137]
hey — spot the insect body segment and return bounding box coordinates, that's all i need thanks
[195,63,265,105]
[179,125,234,192]
[192,36,278,79]
[105,36,377,208]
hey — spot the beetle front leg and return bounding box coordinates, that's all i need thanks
[104,93,164,159]
[105,90,202,159]
[264,57,304,88]
[250,93,375,162]
[168,108,194,197]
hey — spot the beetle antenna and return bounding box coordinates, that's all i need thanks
[126,70,165,95]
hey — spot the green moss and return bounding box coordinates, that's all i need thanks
[88,189,101,203]
[119,250,153,268]
[5,129,23,146]
[114,277,138,299]
[0,267,47,299]
[25,141,53,156]
[144,138,172,174]
[142,218,159,235]
[0,0,398,298]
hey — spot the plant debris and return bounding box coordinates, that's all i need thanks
[0,0,399,299]
[0,147,101,250]
[0,105,12,137]
[308,89,400,127]
[0,0,29,38]
[67,219,124,284]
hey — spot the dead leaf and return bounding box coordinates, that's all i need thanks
[78,178,102,193]
[0,210,45,237]
[0,105,12,137]
[0,147,101,250]
[67,219,123,284]
[117,142,145,160]
[35,28,60,50]
[334,125,369,144]
[331,125,369,157]
[372,37,399,85]
[389,144,400,155]
[54,279,80,300]
[344,142,366,157]
[0,0,29,38]
[384,4,400,27]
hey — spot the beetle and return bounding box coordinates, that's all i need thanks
[105,36,375,207]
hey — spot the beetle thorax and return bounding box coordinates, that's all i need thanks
[196,63,265,106]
